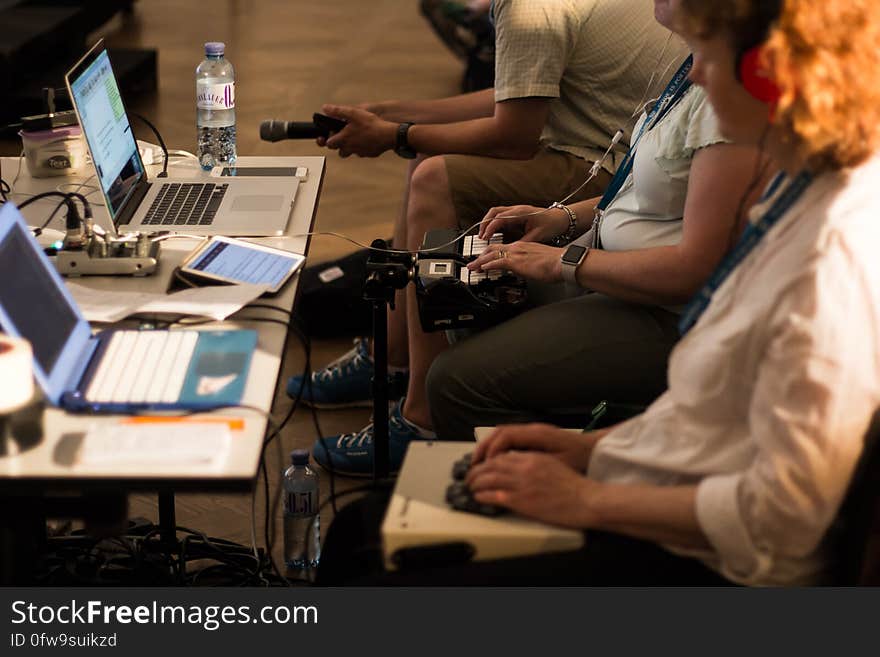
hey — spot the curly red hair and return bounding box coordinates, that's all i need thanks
[678,0,880,171]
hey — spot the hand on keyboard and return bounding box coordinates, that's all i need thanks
[445,452,507,517]
[467,240,565,285]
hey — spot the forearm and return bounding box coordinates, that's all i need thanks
[408,117,539,159]
[373,89,495,124]
[583,482,710,551]
[574,245,709,306]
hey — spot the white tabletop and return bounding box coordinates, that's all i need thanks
[0,154,325,491]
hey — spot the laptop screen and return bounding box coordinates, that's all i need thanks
[67,43,145,221]
[0,204,93,404]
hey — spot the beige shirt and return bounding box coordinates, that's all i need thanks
[493,0,688,172]
[588,156,880,586]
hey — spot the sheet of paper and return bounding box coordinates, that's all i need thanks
[66,284,158,323]
[78,422,232,471]
[136,283,269,320]
[67,282,269,322]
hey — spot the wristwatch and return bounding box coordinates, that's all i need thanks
[394,122,417,159]
[560,243,589,284]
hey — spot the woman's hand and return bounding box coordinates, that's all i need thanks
[479,205,569,243]
[473,423,596,472]
[467,240,564,283]
[466,451,599,528]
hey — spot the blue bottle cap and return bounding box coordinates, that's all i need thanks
[205,42,225,56]
[291,449,310,466]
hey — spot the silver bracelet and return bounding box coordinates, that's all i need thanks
[550,202,578,246]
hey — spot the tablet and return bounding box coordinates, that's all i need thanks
[180,236,306,294]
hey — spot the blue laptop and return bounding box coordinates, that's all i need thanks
[0,203,258,413]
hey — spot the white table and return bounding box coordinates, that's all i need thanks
[0,154,325,492]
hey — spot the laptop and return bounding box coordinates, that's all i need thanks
[0,202,258,413]
[65,39,297,237]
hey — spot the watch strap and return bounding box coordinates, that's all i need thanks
[395,122,416,159]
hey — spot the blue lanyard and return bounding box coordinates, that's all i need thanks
[596,55,694,214]
[678,170,814,336]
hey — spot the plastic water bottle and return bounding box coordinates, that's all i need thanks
[283,449,321,576]
[196,41,236,170]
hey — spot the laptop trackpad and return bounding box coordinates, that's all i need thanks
[230,195,284,212]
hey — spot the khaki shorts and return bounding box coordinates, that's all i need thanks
[443,147,612,231]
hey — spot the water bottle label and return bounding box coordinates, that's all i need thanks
[197,82,235,110]
[286,490,316,517]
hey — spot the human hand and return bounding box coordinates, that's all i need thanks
[320,104,397,158]
[467,240,564,283]
[479,205,569,243]
[466,451,599,528]
[315,102,388,147]
[473,423,595,472]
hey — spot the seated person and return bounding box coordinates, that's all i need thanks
[289,0,685,410]
[419,0,496,92]
[318,0,880,586]
[308,0,766,474]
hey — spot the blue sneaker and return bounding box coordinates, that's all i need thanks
[311,401,428,477]
[287,338,408,408]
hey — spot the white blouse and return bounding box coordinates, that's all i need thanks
[588,156,880,585]
[598,85,726,253]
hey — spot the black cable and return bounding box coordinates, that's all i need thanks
[129,111,170,178]
[288,322,340,515]
[730,126,773,247]
[236,316,291,329]
[245,303,292,315]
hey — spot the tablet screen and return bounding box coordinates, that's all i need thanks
[188,240,303,289]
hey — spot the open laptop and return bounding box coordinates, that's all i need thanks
[0,202,258,413]
[65,39,297,237]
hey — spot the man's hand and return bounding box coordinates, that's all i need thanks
[467,240,564,283]
[466,451,600,528]
[473,423,596,472]
[479,205,570,243]
[321,104,398,158]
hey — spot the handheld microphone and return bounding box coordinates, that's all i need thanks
[260,113,348,142]
[260,119,322,141]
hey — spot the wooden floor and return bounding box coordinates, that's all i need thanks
[9,0,464,578]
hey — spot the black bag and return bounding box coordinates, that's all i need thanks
[293,248,374,338]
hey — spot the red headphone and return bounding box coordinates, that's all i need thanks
[738,45,782,107]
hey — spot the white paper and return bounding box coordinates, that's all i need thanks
[78,422,232,471]
[67,282,269,322]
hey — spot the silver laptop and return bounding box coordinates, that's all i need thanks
[65,39,297,237]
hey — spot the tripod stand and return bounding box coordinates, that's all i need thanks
[362,239,415,481]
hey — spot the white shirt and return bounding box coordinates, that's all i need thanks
[598,85,726,252]
[588,156,880,586]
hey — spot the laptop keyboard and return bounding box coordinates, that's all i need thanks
[141,183,228,226]
[85,331,198,404]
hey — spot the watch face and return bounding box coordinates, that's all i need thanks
[562,245,587,264]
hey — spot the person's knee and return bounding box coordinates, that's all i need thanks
[407,157,452,224]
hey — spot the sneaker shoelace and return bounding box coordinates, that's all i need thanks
[334,406,409,449]
[316,338,371,383]
[336,423,374,449]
